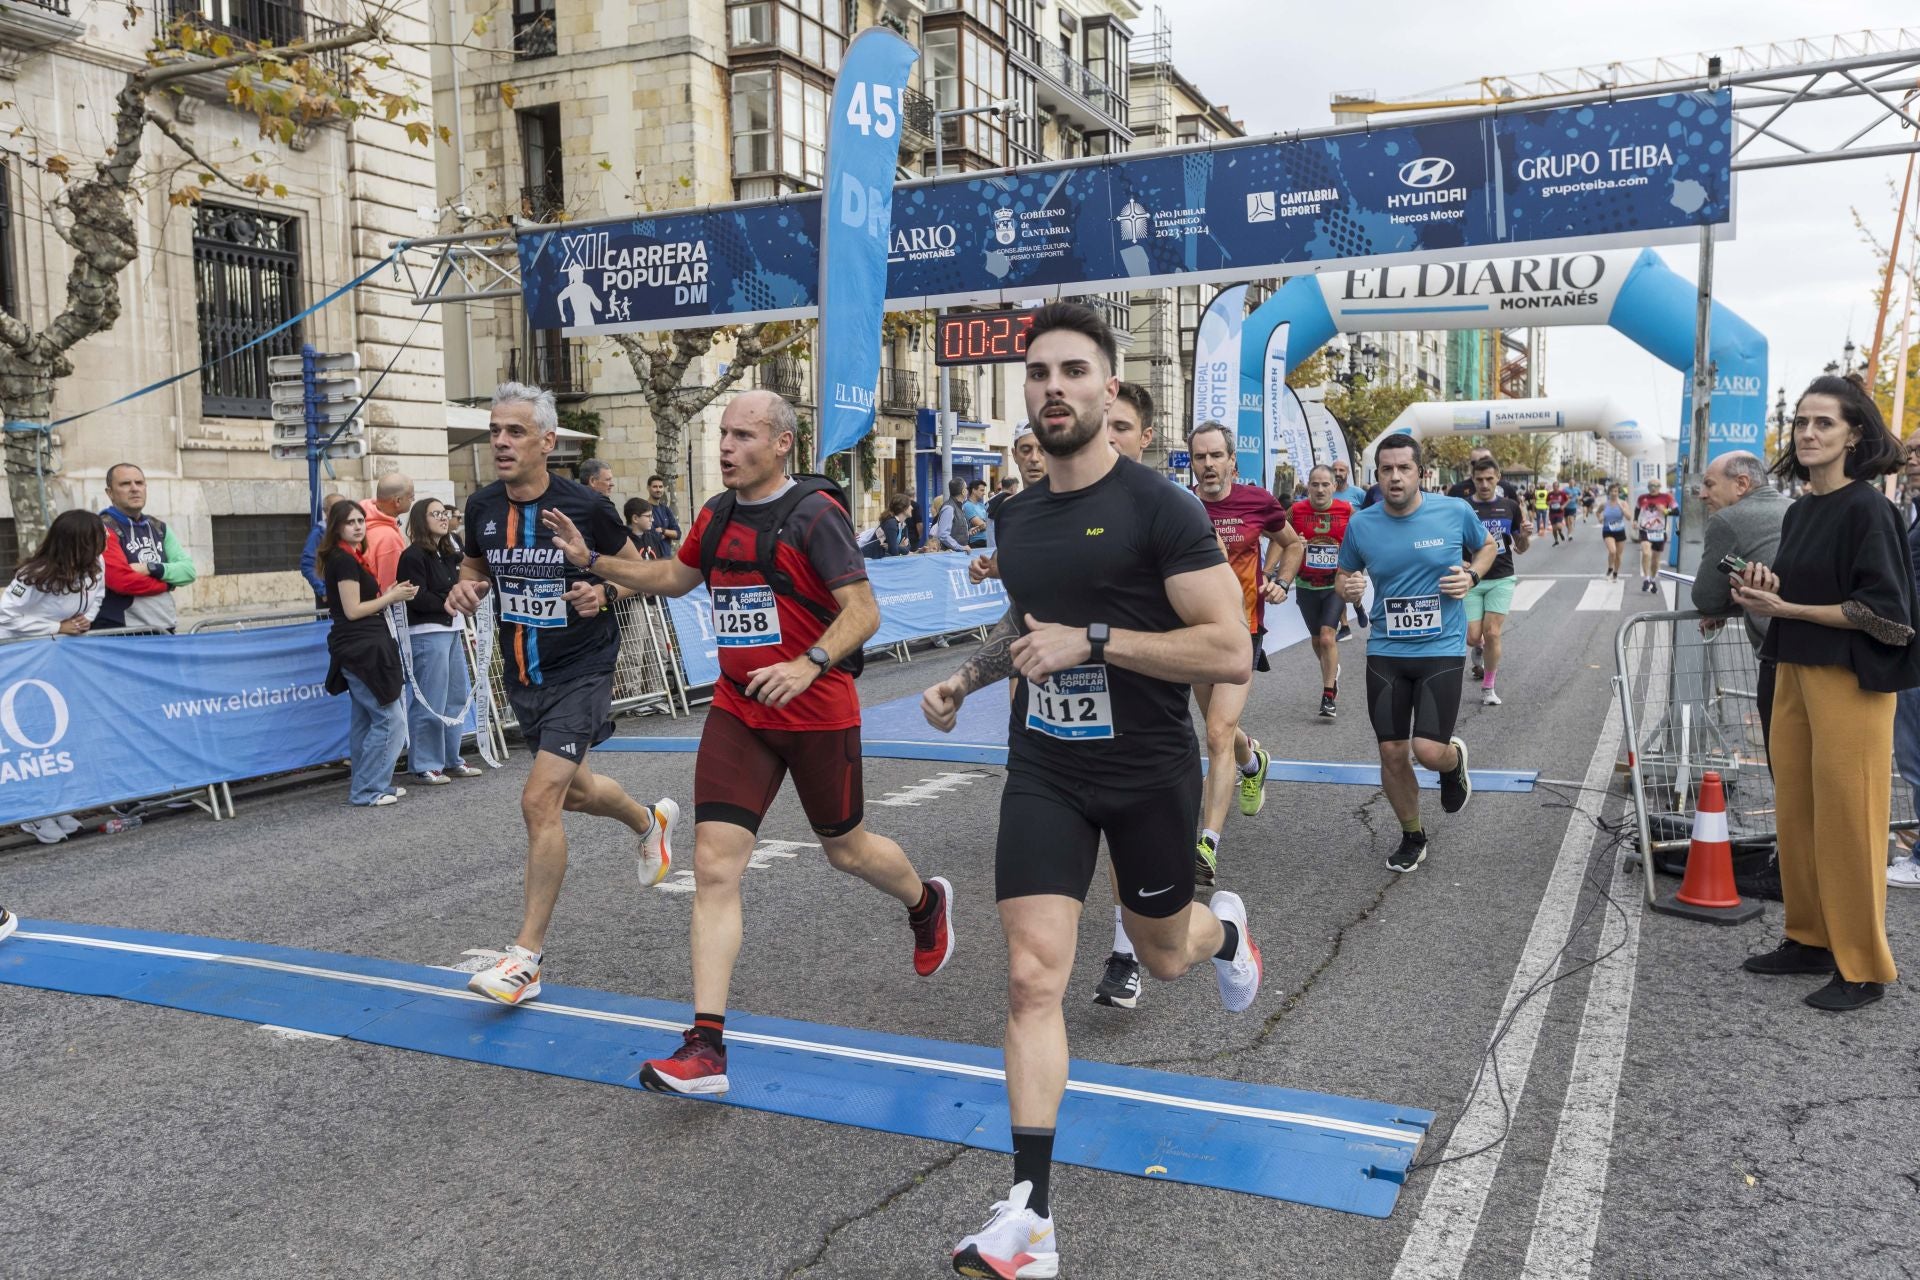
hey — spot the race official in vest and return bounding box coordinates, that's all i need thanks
[98,462,196,632]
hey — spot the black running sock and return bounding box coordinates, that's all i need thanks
[1214,921,1240,961]
[1011,1127,1055,1217]
[692,1012,726,1050]
[908,882,936,922]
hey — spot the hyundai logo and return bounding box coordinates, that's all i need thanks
[1397,157,1457,188]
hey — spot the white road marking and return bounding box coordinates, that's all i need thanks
[258,1024,341,1042]
[1390,675,1627,1280]
[656,838,818,894]
[869,771,982,808]
[1508,580,1556,613]
[1575,580,1624,611]
[14,929,1425,1147]
[1521,840,1643,1279]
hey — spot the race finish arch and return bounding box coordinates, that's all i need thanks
[1229,248,1766,492]
[1358,396,1662,490]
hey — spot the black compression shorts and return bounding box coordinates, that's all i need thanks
[506,670,615,761]
[995,758,1201,918]
[1295,586,1343,634]
[693,707,864,837]
[1365,654,1464,745]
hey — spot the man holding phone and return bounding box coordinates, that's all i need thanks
[1690,452,1786,650]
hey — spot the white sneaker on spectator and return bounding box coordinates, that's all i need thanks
[370,794,400,808]
[52,815,81,834]
[417,771,451,786]
[20,819,65,845]
[447,763,483,778]
[1888,856,1920,890]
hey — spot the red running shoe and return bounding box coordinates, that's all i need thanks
[640,1029,729,1096]
[912,876,956,977]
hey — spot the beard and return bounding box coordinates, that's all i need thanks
[1033,400,1107,458]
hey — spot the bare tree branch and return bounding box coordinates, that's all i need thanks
[134,23,380,93]
[144,110,258,195]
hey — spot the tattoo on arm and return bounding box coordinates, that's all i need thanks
[951,610,1023,694]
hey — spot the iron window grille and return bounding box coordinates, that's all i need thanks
[193,203,303,419]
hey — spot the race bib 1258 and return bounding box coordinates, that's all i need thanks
[712,584,782,647]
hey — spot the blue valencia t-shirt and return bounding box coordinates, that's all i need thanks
[1338,494,1488,658]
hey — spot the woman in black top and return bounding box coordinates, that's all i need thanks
[398,498,480,784]
[320,500,418,807]
[1731,376,1920,1010]
[623,497,669,560]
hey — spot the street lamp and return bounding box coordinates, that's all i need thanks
[932,98,1016,491]
[1844,338,1858,374]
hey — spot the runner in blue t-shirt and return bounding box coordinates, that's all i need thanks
[1329,459,1372,637]
[1337,433,1497,872]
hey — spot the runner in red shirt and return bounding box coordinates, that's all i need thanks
[1635,478,1676,593]
[1189,421,1303,885]
[541,389,955,1097]
[1285,464,1355,718]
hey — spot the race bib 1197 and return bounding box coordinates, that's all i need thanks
[500,577,565,629]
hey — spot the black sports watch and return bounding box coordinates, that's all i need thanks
[805,645,832,672]
[1086,622,1110,664]
[1467,568,1482,586]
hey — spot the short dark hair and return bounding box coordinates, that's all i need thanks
[1000,476,1018,491]
[105,462,144,487]
[1771,374,1902,482]
[948,478,967,500]
[1374,433,1422,468]
[1189,420,1233,454]
[647,474,667,487]
[1026,300,1117,374]
[623,497,651,522]
[1114,381,1154,428]
[1470,454,1500,473]
[888,494,911,515]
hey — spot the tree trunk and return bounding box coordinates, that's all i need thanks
[0,355,59,552]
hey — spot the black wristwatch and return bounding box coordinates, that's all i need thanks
[601,582,617,608]
[1467,569,1482,586]
[805,645,832,672]
[1086,622,1110,664]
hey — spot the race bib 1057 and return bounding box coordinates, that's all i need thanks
[1383,594,1443,638]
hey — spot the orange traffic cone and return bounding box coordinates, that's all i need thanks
[1652,771,1762,924]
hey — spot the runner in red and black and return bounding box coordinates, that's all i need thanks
[1287,465,1354,719]
[540,389,954,1097]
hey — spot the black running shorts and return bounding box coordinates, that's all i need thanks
[994,758,1201,918]
[1295,586,1343,634]
[506,670,615,762]
[693,706,864,838]
[1365,654,1464,745]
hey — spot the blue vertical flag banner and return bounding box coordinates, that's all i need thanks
[1191,284,1249,434]
[1261,324,1314,493]
[813,28,919,462]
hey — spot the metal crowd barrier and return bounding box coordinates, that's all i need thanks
[484,594,688,733]
[1612,608,1916,904]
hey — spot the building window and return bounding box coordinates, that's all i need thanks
[193,204,301,419]
[925,21,1007,165]
[729,0,842,71]
[0,519,16,583]
[211,514,310,576]
[520,104,564,221]
[781,74,829,186]
[731,67,828,190]
[1176,116,1218,147]
[732,70,775,174]
[512,0,555,58]
[929,0,1005,28]
[0,159,15,321]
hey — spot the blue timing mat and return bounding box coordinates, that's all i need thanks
[603,689,1537,791]
[0,921,1432,1217]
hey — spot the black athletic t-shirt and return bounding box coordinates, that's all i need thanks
[993,455,1225,784]
[1469,495,1528,580]
[464,474,628,688]
[1446,478,1526,508]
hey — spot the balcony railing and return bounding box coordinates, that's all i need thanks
[512,1,555,59]
[899,87,935,150]
[1009,30,1129,137]
[160,0,348,83]
[11,0,72,15]
[759,356,806,401]
[949,379,972,419]
[507,343,589,400]
[520,182,565,223]
[880,367,921,414]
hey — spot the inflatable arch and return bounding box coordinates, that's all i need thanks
[1227,249,1767,491]
[1358,396,1660,491]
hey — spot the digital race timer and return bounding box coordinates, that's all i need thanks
[934,308,1037,367]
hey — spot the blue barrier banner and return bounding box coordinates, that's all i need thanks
[664,554,1006,690]
[0,624,348,824]
[520,91,1731,336]
[815,29,918,461]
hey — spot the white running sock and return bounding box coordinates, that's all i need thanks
[1202,828,1220,849]
[1238,753,1262,777]
[1112,905,1134,958]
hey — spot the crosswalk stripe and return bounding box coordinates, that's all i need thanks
[1508,580,1556,612]
[1575,580,1624,611]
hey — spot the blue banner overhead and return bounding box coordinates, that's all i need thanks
[815,28,918,461]
[519,91,1732,336]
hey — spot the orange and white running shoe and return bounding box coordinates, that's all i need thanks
[638,797,680,888]
[466,944,542,1005]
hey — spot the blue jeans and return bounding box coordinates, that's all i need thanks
[406,629,470,775]
[1895,685,1920,826]
[345,671,408,805]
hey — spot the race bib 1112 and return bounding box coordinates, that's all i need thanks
[1025,664,1116,741]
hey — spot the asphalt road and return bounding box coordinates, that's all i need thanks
[3,526,1916,1280]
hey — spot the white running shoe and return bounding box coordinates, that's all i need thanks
[0,905,17,944]
[952,1181,1058,1279]
[52,815,81,834]
[19,819,65,844]
[466,944,543,1005]
[1209,891,1262,1013]
[1481,687,1502,707]
[1889,856,1920,890]
[639,797,680,888]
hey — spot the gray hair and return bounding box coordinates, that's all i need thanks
[579,457,612,482]
[1189,420,1233,452]
[491,381,559,436]
[1717,451,1769,489]
[1308,464,1335,480]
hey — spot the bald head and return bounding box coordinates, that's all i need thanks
[375,472,415,516]
[1700,452,1764,516]
[725,388,796,438]
[719,389,797,496]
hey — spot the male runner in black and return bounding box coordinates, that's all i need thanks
[922,303,1261,1279]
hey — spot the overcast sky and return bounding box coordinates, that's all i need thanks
[1170,1,1920,452]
